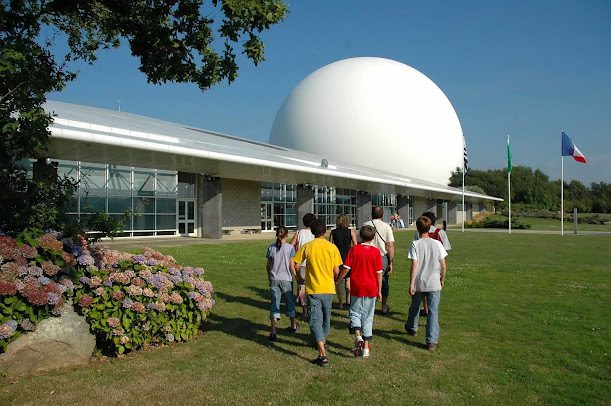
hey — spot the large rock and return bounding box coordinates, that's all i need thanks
[0,304,95,377]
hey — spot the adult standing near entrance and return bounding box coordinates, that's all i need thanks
[362,206,395,315]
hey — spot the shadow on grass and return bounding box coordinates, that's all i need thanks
[205,312,312,361]
[215,290,269,312]
[375,328,428,350]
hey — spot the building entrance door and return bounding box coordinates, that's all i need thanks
[178,199,197,236]
[261,202,272,231]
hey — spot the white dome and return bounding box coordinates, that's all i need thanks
[270,57,465,185]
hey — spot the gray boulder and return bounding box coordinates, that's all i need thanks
[0,304,95,377]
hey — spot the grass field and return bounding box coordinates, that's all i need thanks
[1,232,610,405]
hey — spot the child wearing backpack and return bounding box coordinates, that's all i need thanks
[266,226,298,340]
[413,211,451,316]
[405,216,448,351]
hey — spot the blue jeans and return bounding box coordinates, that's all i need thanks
[269,280,296,320]
[406,290,441,344]
[307,294,334,343]
[349,296,376,340]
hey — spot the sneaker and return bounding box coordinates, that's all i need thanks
[289,324,298,334]
[362,347,370,358]
[404,323,417,336]
[310,355,329,367]
[427,342,438,352]
[353,338,364,357]
[381,305,390,315]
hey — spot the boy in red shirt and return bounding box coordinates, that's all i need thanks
[336,225,383,357]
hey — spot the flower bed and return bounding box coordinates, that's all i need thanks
[0,231,214,355]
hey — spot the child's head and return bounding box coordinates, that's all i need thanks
[275,225,288,239]
[422,211,436,225]
[336,214,350,229]
[302,213,316,228]
[416,216,432,234]
[310,218,326,237]
[359,225,375,242]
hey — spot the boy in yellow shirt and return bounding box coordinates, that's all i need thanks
[292,218,342,367]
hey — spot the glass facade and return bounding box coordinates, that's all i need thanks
[261,183,360,230]
[57,160,178,236]
[261,183,297,230]
[372,193,397,223]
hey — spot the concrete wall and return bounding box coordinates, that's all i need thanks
[396,195,410,227]
[221,178,261,228]
[356,192,371,227]
[199,176,222,239]
[297,185,314,227]
[448,201,458,225]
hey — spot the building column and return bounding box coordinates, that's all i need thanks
[356,192,371,227]
[412,196,426,220]
[199,175,222,239]
[396,195,410,227]
[448,201,458,225]
[466,202,473,221]
[296,185,314,227]
[425,199,437,216]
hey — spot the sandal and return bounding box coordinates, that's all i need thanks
[268,333,277,341]
[381,306,390,315]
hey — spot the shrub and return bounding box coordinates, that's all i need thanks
[466,215,531,230]
[0,229,215,356]
[74,247,215,355]
[0,230,77,351]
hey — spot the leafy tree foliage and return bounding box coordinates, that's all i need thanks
[449,167,610,213]
[1,0,287,233]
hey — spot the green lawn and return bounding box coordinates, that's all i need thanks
[2,232,610,404]
[522,216,611,232]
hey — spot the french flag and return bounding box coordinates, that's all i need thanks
[561,131,587,164]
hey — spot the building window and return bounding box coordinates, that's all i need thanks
[261,183,297,231]
[372,193,397,223]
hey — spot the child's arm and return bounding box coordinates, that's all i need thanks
[336,265,349,283]
[409,259,418,296]
[440,257,447,287]
[376,270,383,301]
[332,265,340,279]
[350,228,358,246]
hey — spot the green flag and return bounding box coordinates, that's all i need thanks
[507,134,512,174]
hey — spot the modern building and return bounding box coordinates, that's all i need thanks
[36,58,502,239]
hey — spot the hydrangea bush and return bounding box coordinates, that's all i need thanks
[0,230,77,351]
[75,247,215,355]
[0,230,215,355]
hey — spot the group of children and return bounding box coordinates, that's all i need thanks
[265,211,449,366]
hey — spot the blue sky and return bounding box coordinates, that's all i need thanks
[50,0,611,185]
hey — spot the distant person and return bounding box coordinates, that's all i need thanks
[413,211,451,317]
[290,213,316,320]
[329,214,357,308]
[363,206,395,315]
[405,216,448,351]
[265,226,298,340]
[336,225,383,358]
[395,212,405,228]
[291,218,343,367]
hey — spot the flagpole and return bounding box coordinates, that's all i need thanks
[461,165,465,232]
[561,153,564,236]
[507,134,511,234]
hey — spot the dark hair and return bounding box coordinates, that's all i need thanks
[359,225,375,242]
[416,216,432,234]
[422,211,436,225]
[372,206,384,220]
[275,225,288,248]
[302,213,316,228]
[310,218,326,237]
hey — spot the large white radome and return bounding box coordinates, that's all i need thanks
[270,57,465,185]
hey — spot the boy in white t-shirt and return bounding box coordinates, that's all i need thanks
[405,216,448,351]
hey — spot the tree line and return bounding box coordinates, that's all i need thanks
[449,166,610,213]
